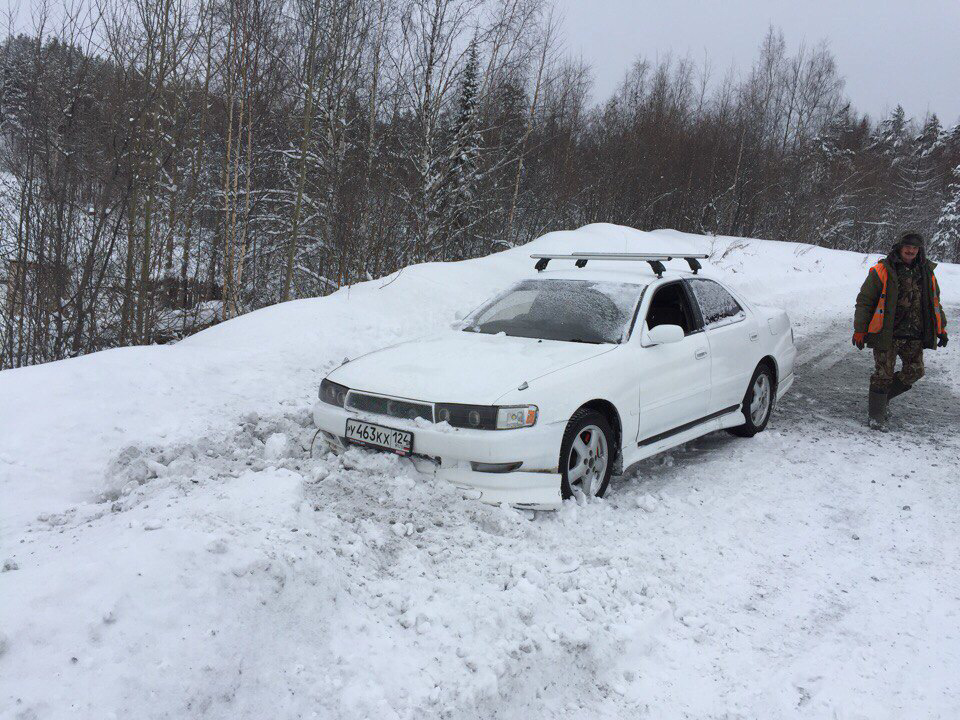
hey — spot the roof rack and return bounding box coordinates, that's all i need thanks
[530,252,709,278]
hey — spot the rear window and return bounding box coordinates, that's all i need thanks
[687,278,745,328]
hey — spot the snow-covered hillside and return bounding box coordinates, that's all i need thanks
[2,225,959,719]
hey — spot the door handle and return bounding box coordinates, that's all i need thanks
[695,349,708,359]
[749,332,759,342]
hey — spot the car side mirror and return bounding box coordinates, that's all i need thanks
[645,324,685,346]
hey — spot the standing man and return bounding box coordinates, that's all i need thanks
[853,232,948,429]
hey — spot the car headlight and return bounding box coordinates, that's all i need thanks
[496,405,538,429]
[435,403,496,429]
[320,379,349,407]
[435,403,537,430]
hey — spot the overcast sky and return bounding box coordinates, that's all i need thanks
[3,0,956,124]
[558,0,960,125]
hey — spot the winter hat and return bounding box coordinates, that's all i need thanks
[897,231,924,248]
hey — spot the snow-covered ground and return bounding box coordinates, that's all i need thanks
[2,224,959,719]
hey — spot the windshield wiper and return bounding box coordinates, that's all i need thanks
[566,337,603,344]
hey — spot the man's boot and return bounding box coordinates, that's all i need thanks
[888,376,912,401]
[868,391,888,431]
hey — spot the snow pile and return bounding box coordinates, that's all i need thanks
[2,224,959,719]
[1,410,701,718]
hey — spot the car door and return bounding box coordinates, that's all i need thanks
[685,277,758,413]
[635,281,712,443]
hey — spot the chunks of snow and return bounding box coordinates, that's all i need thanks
[636,493,659,512]
[263,433,291,460]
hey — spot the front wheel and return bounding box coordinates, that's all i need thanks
[560,410,615,500]
[727,363,775,438]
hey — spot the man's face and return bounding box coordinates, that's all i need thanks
[899,243,920,264]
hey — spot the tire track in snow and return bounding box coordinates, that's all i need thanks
[793,317,851,369]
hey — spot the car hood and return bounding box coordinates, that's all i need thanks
[329,331,616,404]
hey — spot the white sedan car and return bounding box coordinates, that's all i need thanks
[313,253,795,509]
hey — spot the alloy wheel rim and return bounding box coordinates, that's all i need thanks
[750,374,771,425]
[567,425,608,497]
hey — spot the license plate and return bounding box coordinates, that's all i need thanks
[344,419,413,455]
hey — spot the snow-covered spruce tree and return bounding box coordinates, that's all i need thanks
[812,104,860,250]
[943,122,960,157]
[439,41,483,260]
[868,105,912,245]
[891,113,943,240]
[870,105,910,156]
[931,163,960,262]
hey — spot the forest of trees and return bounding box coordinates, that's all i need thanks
[2,0,959,369]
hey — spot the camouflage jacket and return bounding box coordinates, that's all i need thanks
[854,251,947,352]
[892,258,925,339]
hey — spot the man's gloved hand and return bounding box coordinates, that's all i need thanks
[852,331,867,349]
[938,334,948,347]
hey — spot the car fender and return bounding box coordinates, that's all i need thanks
[493,345,640,452]
[747,304,795,385]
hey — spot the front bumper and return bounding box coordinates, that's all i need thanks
[437,467,562,509]
[313,400,564,509]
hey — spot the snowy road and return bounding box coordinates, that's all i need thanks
[3,230,958,719]
[788,307,960,436]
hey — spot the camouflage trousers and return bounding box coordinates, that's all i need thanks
[871,339,925,393]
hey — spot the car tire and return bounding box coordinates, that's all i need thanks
[727,363,776,438]
[559,409,615,500]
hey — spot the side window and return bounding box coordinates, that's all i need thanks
[645,282,697,335]
[687,278,744,328]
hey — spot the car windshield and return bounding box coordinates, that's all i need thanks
[463,279,644,344]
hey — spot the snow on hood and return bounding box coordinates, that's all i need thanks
[328,330,615,404]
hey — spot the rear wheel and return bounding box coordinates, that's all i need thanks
[727,363,775,438]
[560,410,614,500]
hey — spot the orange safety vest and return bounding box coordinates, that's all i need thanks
[867,261,944,335]
[932,274,944,334]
